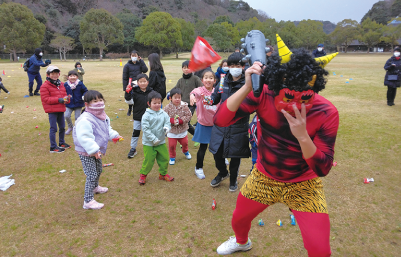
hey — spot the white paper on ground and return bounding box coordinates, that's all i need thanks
[59,170,67,173]
[0,175,15,191]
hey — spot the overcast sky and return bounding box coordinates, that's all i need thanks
[244,0,380,24]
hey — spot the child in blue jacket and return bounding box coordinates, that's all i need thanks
[64,70,88,135]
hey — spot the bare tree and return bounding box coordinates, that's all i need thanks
[49,34,75,61]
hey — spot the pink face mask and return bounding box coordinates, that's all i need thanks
[86,102,106,120]
[274,88,315,116]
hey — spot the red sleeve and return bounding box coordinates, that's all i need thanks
[178,118,183,125]
[214,90,260,127]
[170,118,175,124]
[304,106,339,177]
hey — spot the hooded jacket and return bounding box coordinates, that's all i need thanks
[141,108,171,146]
[209,72,251,158]
[122,59,148,91]
[163,101,192,134]
[149,70,166,100]
[125,86,155,121]
[28,48,47,74]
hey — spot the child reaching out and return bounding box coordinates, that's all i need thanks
[189,70,219,179]
[163,88,192,165]
[64,70,88,135]
[73,90,123,210]
[138,91,173,185]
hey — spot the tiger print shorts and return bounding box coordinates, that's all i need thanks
[240,168,328,214]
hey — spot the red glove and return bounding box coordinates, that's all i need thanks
[126,84,132,93]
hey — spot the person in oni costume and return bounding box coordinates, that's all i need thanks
[215,48,339,256]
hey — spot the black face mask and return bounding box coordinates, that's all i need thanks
[183,73,192,79]
[46,77,61,87]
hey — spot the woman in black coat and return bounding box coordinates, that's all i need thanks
[122,50,148,115]
[384,48,401,106]
[147,53,166,102]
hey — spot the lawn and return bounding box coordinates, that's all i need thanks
[0,53,400,256]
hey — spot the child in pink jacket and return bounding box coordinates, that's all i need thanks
[189,70,219,179]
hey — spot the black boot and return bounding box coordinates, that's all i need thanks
[127,105,132,116]
[29,92,33,96]
[34,90,40,96]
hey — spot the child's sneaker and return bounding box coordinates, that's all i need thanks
[139,174,147,185]
[169,158,176,165]
[229,181,238,192]
[50,146,65,153]
[159,174,174,181]
[83,199,104,210]
[0,105,4,113]
[216,236,252,255]
[184,151,192,160]
[93,185,108,194]
[128,148,137,158]
[59,143,71,149]
[65,127,73,135]
[195,167,205,179]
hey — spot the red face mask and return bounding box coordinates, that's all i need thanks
[274,88,315,116]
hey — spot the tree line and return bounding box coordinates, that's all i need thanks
[1,2,400,62]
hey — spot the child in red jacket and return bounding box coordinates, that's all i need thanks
[40,66,72,153]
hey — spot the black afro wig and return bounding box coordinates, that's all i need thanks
[263,48,328,95]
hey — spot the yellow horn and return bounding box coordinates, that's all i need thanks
[314,52,338,68]
[308,75,317,87]
[276,34,292,64]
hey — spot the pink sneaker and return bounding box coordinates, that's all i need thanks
[65,127,73,135]
[83,199,104,210]
[93,185,108,194]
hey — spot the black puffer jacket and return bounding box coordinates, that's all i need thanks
[384,56,401,88]
[122,59,148,91]
[148,70,166,100]
[125,86,154,121]
[209,73,251,158]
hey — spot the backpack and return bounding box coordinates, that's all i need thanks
[23,59,30,72]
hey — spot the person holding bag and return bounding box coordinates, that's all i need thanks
[384,48,401,106]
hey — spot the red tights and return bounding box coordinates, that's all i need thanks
[232,193,331,257]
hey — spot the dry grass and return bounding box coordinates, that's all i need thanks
[0,53,400,256]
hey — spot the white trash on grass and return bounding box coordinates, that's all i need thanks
[0,175,15,191]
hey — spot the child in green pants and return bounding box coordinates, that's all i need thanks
[138,91,173,185]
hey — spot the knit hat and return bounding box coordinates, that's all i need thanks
[318,44,324,47]
[394,47,400,52]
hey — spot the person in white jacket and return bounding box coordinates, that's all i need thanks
[73,90,123,210]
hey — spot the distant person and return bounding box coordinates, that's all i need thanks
[148,53,166,102]
[384,47,401,106]
[123,50,148,116]
[266,45,274,58]
[73,62,85,82]
[215,59,228,85]
[27,48,51,96]
[312,44,327,58]
[234,48,240,53]
[194,66,213,79]
[0,77,10,95]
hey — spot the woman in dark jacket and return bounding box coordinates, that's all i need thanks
[208,53,251,192]
[384,48,401,106]
[215,59,228,86]
[148,53,166,102]
[122,50,148,115]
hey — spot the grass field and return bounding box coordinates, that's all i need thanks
[0,53,400,256]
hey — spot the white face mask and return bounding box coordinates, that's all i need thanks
[394,52,400,57]
[229,68,242,78]
[222,67,229,72]
[131,57,137,62]
[317,48,323,51]
[39,52,43,56]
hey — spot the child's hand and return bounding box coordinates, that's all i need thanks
[112,136,124,143]
[153,139,161,146]
[190,94,196,106]
[58,98,66,104]
[92,151,102,159]
[126,84,133,93]
[174,119,179,125]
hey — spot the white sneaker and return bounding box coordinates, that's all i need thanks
[169,158,175,165]
[93,185,108,194]
[225,158,229,165]
[194,167,205,179]
[216,236,252,255]
[184,151,192,160]
[83,199,104,210]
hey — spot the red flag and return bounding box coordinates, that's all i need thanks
[188,36,221,72]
